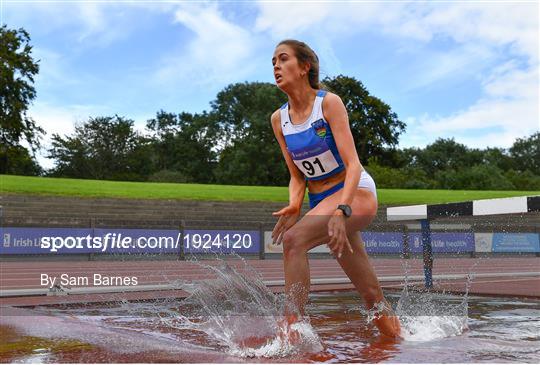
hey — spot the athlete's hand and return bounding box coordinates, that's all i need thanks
[271,206,300,245]
[327,211,353,258]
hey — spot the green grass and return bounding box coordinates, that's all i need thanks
[1,174,539,205]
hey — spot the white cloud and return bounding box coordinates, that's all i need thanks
[5,1,538,155]
[4,1,173,48]
[422,2,538,63]
[28,101,114,170]
[255,2,430,41]
[404,64,539,149]
[255,1,539,148]
[256,2,537,60]
[255,1,331,39]
[32,47,81,89]
[403,42,495,91]
[153,2,258,87]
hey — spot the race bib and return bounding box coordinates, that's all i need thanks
[289,138,339,178]
[293,150,339,177]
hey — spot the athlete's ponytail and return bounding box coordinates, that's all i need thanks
[277,39,320,89]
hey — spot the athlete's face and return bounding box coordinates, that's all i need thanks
[272,44,308,90]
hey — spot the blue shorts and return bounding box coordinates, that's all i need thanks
[308,181,345,209]
[306,171,378,209]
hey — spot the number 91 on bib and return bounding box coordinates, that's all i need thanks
[292,149,339,178]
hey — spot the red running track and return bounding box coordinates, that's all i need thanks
[1,256,539,306]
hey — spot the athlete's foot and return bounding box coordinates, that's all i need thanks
[277,313,302,344]
[372,300,401,338]
[373,313,401,338]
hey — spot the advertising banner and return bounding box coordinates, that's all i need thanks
[1,227,93,254]
[362,232,403,253]
[264,231,403,254]
[1,228,260,255]
[491,233,540,253]
[409,232,474,253]
[474,233,493,252]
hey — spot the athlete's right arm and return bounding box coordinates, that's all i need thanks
[270,110,306,213]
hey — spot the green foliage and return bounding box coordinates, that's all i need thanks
[436,164,515,190]
[0,145,42,175]
[481,147,514,171]
[504,169,540,190]
[384,138,540,190]
[373,151,540,191]
[215,139,289,186]
[146,110,218,183]
[322,75,406,164]
[510,132,540,173]
[403,138,484,176]
[210,78,407,186]
[400,167,435,189]
[47,116,154,181]
[0,25,44,174]
[211,82,289,185]
[366,158,435,189]
[364,161,407,188]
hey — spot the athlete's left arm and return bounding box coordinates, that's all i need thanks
[322,92,363,207]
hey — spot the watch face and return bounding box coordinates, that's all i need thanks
[339,205,352,217]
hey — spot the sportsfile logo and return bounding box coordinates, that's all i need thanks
[40,232,182,252]
[3,233,10,248]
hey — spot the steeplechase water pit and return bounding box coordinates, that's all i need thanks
[1,196,539,362]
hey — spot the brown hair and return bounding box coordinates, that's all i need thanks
[277,39,320,89]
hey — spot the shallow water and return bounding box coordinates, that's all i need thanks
[2,291,539,363]
[1,258,539,363]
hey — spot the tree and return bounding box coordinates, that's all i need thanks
[436,164,515,190]
[1,145,42,175]
[481,147,514,171]
[0,25,44,174]
[211,82,289,185]
[146,110,219,183]
[322,75,406,164]
[509,132,540,173]
[505,169,540,190]
[405,138,484,176]
[47,116,154,181]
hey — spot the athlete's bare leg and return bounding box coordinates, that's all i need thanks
[281,188,400,337]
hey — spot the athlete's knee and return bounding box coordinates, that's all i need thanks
[282,229,308,259]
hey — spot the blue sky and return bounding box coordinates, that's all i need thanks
[2,0,538,169]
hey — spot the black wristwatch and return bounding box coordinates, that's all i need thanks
[337,204,352,218]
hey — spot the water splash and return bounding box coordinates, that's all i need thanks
[20,252,477,356]
[359,300,393,324]
[11,256,323,359]
[159,255,324,358]
[183,253,472,348]
[392,273,470,342]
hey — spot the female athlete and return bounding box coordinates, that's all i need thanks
[270,39,401,338]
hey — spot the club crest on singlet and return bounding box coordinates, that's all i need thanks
[312,119,327,138]
[280,90,345,181]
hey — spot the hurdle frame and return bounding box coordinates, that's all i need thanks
[387,196,540,288]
